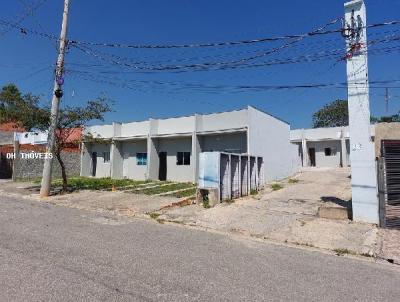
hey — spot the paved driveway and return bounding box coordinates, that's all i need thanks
[1,194,399,301]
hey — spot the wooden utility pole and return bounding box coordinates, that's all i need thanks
[344,0,378,223]
[40,0,70,197]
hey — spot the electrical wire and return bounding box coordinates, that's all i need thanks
[68,20,400,49]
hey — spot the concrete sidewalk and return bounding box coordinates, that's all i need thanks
[0,180,183,218]
[157,168,381,257]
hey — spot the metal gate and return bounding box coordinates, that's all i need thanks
[378,140,400,229]
[220,154,230,200]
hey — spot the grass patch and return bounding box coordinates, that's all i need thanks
[202,195,210,209]
[29,177,151,191]
[271,183,284,191]
[173,188,197,198]
[140,183,195,195]
[333,248,357,256]
[225,199,235,204]
[250,189,258,196]
[148,212,161,220]
[288,179,299,184]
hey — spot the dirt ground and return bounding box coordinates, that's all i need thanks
[158,168,381,257]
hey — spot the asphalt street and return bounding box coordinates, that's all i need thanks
[0,194,399,302]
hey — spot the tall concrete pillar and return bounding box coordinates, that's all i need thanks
[192,114,201,183]
[110,141,123,179]
[80,142,92,176]
[340,128,348,167]
[147,118,159,180]
[344,0,378,223]
[301,129,308,167]
[147,136,159,180]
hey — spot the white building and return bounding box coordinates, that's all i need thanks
[81,106,300,183]
[291,126,375,168]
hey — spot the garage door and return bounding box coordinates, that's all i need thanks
[379,140,400,229]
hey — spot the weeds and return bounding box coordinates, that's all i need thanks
[271,183,283,191]
[202,195,210,209]
[250,189,258,196]
[333,248,357,256]
[148,212,161,220]
[288,179,299,184]
[294,242,314,248]
[225,199,235,204]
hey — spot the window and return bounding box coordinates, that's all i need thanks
[177,152,190,165]
[324,148,336,156]
[136,153,147,166]
[103,152,110,163]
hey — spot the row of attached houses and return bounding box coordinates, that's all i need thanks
[81,106,300,183]
[290,125,376,168]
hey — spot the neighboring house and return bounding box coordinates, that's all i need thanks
[81,106,300,183]
[0,125,82,179]
[291,125,376,168]
[0,123,22,178]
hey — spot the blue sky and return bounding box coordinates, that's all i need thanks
[0,0,399,128]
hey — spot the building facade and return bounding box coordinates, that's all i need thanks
[81,106,300,183]
[291,126,375,168]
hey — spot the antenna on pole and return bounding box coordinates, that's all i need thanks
[385,88,390,114]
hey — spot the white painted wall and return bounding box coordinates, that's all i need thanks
[197,109,248,133]
[248,106,297,181]
[307,140,342,168]
[91,144,111,178]
[157,137,193,182]
[85,125,114,139]
[122,140,148,180]
[155,116,195,135]
[199,132,247,153]
[121,121,149,137]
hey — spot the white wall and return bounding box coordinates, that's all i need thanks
[157,137,193,182]
[85,125,114,139]
[248,107,297,181]
[155,116,195,135]
[197,109,248,133]
[122,140,148,180]
[307,140,342,168]
[199,132,247,154]
[121,121,149,137]
[91,144,111,178]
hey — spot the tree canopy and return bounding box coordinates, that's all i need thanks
[312,99,349,128]
[0,83,113,191]
[0,84,49,131]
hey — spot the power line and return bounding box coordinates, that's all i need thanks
[68,20,400,49]
[0,0,47,37]
[1,16,399,49]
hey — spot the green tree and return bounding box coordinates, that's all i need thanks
[371,114,400,123]
[0,84,112,192]
[312,99,349,128]
[0,84,48,130]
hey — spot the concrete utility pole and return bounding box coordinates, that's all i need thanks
[40,0,70,197]
[344,0,378,223]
